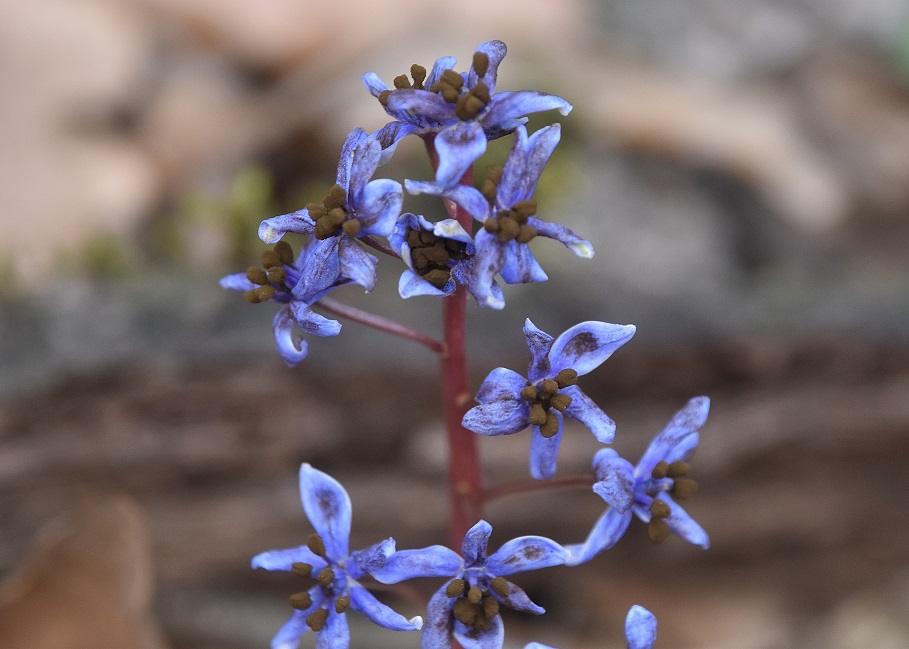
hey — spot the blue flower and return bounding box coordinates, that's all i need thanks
[523,604,658,649]
[389,213,504,308]
[257,127,402,292]
[566,397,711,566]
[363,40,572,160]
[220,238,353,366]
[463,319,635,480]
[251,464,422,649]
[371,520,567,649]
[407,124,593,308]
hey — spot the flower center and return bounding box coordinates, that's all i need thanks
[305,184,361,240]
[446,575,509,631]
[243,241,296,303]
[520,368,578,438]
[287,534,351,631]
[645,460,699,544]
[406,227,468,288]
[479,166,538,243]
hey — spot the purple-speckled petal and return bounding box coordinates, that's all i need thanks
[639,493,709,549]
[470,231,506,306]
[462,520,492,565]
[298,464,351,561]
[635,397,709,480]
[345,135,381,207]
[362,72,388,96]
[357,178,403,236]
[626,605,658,649]
[486,536,567,576]
[372,545,463,583]
[548,322,636,377]
[405,180,491,222]
[289,302,341,337]
[293,237,342,302]
[434,121,487,188]
[467,40,507,94]
[497,124,560,208]
[421,583,455,649]
[398,269,451,298]
[348,583,422,631]
[590,448,635,512]
[475,367,527,404]
[462,399,529,436]
[337,237,378,292]
[259,209,314,244]
[499,240,547,285]
[483,91,573,131]
[528,216,594,258]
[562,385,616,444]
[335,127,370,196]
[453,613,504,649]
[564,508,633,566]
[494,580,545,615]
[273,306,307,366]
[348,538,395,579]
[529,414,563,480]
[524,319,554,382]
[387,89,456,122]
[219,272,256,293]
[251,545,327,573]
[372,121,419,165]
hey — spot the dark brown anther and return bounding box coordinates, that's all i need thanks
[341,219,361,237]
[453,598,477,626]
[482,595,499,618]
[540,413,560,438]
[473,51,490,77]
[487,166,503,184]
[289,590,313,610]
[652,460,669,479]
[440,84,459,103]
[441,69,464,89]
[307,533,326,557]
[471,80,490,104]
[649,498,671,519]
[496,216,520,242]
[540,379,559,397]
[529,403,548,426]
[446,578,467,598]
[483,218,500,233]
[648,518,670,544]
[406,229,422,247]
[410,64,427,88]
[314,220,336,240]
[327,208,347,226]
[393,74,411,89]
[317,566,335,587]
[243,289,259,303]
[516,224,537,244]
[423,269,450,288]
[520,385,538,401]
[274,240,294,265]
[554,368,579,388]
[254,285,276,302]
[260,250,281,269]
[667,461,690,478]
[550,393,573,413]
[467,586,483,604]
[325,184,346,209]
[305,202,324,213]
[247,266,268,285]
[462,95,485,119]
[672,478,698,500]
[489,577,509,598]
[513,200,537,219]
[378,90,390,105]
[481,179,498,202]
[267,266,286,283]
[455,94,472,121]
[335,595,351,613]
[306,607,329,632]
[291,562,313,578]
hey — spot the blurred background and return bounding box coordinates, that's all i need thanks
[1,0,909,647]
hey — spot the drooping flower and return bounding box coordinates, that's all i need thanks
[257,127,402,292]
[406,123,593,308]
[389,212,504,308]
[251,464,422,649]
[364,40,572,162]
[565,397,711,566]
[463,319,635,480]
[523,604,658,649]
[371,520,566,649]
[219,238,353,366]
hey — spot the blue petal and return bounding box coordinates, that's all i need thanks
[434,121,487,187]
[497,124,560,208]
[498,240,548,285]
[338,237,378,292]
[405,180,490,222]
[371,545,463,583]
[336,127,371,196]
[315,608,349,649]
[219,272,256,292]
[251,545,327,572]
[626,605,658,649]
[475,367,527,404]
[293,237,343,301]
[453,256,505,310]
[348,584,422,631]
[468,40,507,94]
[298,464,351,561]
[372,121,419,165]
[462,400,529,436]
[259,209,314,244]
[486,536,567,576]
[529,415,563,480]
[590,448,635,512]
[432,218,474,246]
[470,231,507,306]
[524,644,557,649]
[421,584,455,649]
[289,302,341,337]
[273,306,307,366]
[387,89,456,122]
[562,385,616,444]
[653,493,709,549]
[270,610,310,649]
[453,614,504,649]
[483,91,573,130]
[398,269,450,298]
[564,508,633,566]
[548,322,636,378]
[635,397,709,480]
[362,72,388,96]
[346,136,381,207]
[495,580,545,615]
[528,216,595,258]
[357,178,403,236]
[523,319,554,382]
[348,538,395,579]
[462,520,492,565]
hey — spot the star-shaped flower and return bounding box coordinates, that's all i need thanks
[406,123,593,308]
[251,464,422,649]
[463,319,635,480]
[220,238,353,366]
[566,397,711,566]
[389,212,504,308]
[524,605,658,649]
[371,520,566,649]
[257,127,402,292]
[364,40,572,162]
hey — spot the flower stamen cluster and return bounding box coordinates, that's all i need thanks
[520,368,578,438]
[243,241,295,303]
[446,574,506,630]
[306,184,362,240]
[645,460,699,543]
[405,226,468,288]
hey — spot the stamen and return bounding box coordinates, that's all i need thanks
[473,51,490,77]
[529,403,548,426]
[513,200,537,219]
[410,64,427,89]
[254,285,275,302]
[267,266,286,283]
[671,478,698,500]
[335,595,351,613]
[467,586,483,604]
[652,460,669,479]
[378,90,390,105]
[520,385,538,401]
[540,412,560,438]
[441,69,464,89]
[260,250,281,269]
[489,577,509,597]
[649,499,671,519]
[274,240,294,265]
[540,379,559,397]
[549,393,572,412]
[317,566,335,587]
[291,562,313,578]
[471,80,490,104]
[393,74,411,89]
[307,534,327,557]
[516,224,537,244]
[482,595,499,617]
[648,518,670,544]
[481,179,498,202]
[324,184,346,209]
[486,166,503,184]
[496,216,520,242]
[247,266,268,285]
[453,598,478,626]
[290,591,313,610]
[341,219,361,237]
[667,461,690,478]
[446,578,466,598]
[554,368,578,388]
[439,84,459,103]
[306,607,329,631]
[483,217,499,233]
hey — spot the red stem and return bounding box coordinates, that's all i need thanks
[481,474,594,504]
[317,297,444,354]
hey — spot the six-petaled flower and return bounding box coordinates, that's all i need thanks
[463,319,636,480]
[251,464,422,649]
[566,397,711,566]
[524,604,658,649]
[372,520,567,649]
